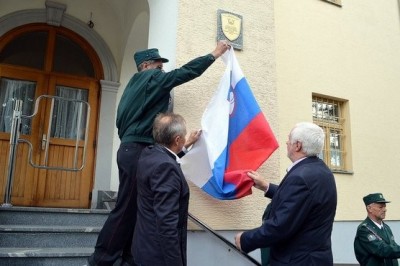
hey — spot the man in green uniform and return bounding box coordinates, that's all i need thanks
[88,41,230,266]
[354,193,400,266]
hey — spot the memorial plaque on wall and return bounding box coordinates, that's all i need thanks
[217,9,243,50]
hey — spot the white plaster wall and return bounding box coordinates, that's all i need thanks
[274,0,400,220]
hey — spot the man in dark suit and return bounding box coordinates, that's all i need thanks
[133,113,190,266]
[235,122,337,265]
[354,193,400,266]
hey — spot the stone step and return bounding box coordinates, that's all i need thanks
[0,225,102,233]
[0,247,93,266]
[0,207,109,227]
[0,225,101,248]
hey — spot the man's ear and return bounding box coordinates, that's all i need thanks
[295,141,302,152]
[174,135,181,146]
[142,61,150,70]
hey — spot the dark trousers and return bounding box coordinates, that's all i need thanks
[89,142,147,266]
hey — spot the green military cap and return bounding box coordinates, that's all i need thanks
[363,193,390,206]
[134,48,169,68]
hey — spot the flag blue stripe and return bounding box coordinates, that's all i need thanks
[228,77,261,143]
[201,176,237,200]
[211,147,228,187]
[201,146,238,200]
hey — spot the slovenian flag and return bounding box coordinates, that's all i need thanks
[181,49,278,200]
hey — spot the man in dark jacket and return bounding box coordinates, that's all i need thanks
[133,113,190,266]
[235,122,337,265]
[88,42,230,266]
[354,193,400,266]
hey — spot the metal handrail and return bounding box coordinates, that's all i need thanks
[2,100,23,207]
[188,212,261,266]
[1,95,90,207]
[22,95,90,171]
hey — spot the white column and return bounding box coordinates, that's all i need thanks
[147,0,179,70]
[91,79,120,208]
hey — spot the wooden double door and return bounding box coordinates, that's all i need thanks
[0,24,103,208]
[0,66,99,208]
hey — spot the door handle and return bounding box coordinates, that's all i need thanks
[41,134,47,150]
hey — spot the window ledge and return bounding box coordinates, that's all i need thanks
[332,169,353,175]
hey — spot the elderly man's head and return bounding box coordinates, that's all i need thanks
[286,122,324,162]
[363,193,390,223]
[152,113,187,153]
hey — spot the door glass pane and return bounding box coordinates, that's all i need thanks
[0,31,47,69]
[51,86,89,140]
[0,78,36,134]
[53,34,95,77]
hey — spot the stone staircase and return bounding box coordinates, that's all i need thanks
[0,206,109,266]
[0,206,263,266]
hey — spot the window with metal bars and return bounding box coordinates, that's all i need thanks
[312,95,347,171]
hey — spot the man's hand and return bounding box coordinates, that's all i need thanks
[234,232,243,251]
[247,171,269,192]
[211,40,231,59]
[184,129,202,149]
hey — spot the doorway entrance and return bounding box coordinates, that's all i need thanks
[0,24,102,208]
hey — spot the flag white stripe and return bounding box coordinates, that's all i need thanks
[181,51,233,188]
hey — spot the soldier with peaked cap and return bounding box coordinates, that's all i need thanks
[88,41,230,266]
[354,193,400,266]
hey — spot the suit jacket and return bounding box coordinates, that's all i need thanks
[241,156,337,266]
[354,217,400,266]
[133,144,190,266]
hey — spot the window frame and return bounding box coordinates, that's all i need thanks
[312,94,352,173]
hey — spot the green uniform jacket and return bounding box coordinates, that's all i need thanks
[116,53,216,144]
[354,217,400,266]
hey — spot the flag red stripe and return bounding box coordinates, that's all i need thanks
[226,113,279,173]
